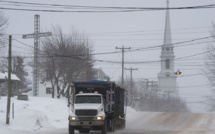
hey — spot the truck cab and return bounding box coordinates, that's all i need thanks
[69,93,107,134]
[68,80,125,134]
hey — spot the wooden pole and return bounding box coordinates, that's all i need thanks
[6,35,12,124]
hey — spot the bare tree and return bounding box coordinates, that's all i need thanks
[40,26,95,98]
[0,11,8,47]
[204,23,215,111]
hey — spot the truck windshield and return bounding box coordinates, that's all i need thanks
[75,96,101,104]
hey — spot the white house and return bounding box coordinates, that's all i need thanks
[38,81,57,97]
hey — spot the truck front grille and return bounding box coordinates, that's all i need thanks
[78,117,95,120]
[75,110,97,116]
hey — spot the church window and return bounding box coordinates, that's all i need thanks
[166,59,170,69]
[166,48,169,51]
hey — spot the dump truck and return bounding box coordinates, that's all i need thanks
[68,80,126,134]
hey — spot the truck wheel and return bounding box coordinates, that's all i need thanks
[110,119,115,132]
[101,120,107,134]
[69,124,74,134]
[122,120,126,129]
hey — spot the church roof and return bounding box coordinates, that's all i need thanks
[163,0,172,46]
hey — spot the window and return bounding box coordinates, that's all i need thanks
[75,96,101,104]
[166,48,170,51]
[46,88,53,94]
[166,59,170,69]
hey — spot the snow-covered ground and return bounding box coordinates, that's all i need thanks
[0,96,68,134]
[0,96,215,134]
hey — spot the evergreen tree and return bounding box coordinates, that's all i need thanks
[11,56,28,88]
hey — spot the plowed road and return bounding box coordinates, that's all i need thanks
[121,112,215,134]
[12,112,215,134]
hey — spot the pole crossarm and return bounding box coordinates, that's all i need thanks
[124,67,138,71]
[22,32,52,39]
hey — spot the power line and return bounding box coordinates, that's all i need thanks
[4,26,213,37]
[0,7,148,13]
[10,45,208,64]
[129,51,144,78]
[0,1,215,13]
[13,39,34,49]
[95,35,214,54]
[53,49,210,64]
[10,36,214,62]
[8,35,215,65]
[86,31,211,36]
[127,36,213,53]
[109,64,121,78]
[27,35,215,56]
[85,26,213,35]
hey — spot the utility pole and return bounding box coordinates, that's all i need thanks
[6,35,12,124]
[125,67,138,107]
[116,46,130,88]
[22,14,51,96]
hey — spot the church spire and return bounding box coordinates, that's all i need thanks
[163,0,172,46]
[158,0,177,94]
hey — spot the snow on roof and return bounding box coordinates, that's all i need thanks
[0,72,20,81]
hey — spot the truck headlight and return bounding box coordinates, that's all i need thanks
[97,116,103,120]
[70,116,76,120]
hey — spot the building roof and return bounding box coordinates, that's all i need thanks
[0,72,20,81]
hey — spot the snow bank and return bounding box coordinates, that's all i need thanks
[0,96,68,133]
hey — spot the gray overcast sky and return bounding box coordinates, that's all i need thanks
[1,0,215,112]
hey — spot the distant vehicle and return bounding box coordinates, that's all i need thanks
[68,80,126,134]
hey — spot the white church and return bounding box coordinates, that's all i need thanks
[158,0,178,96]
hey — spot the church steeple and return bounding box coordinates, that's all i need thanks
[163,0,172,46]
[158,0,177,94]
